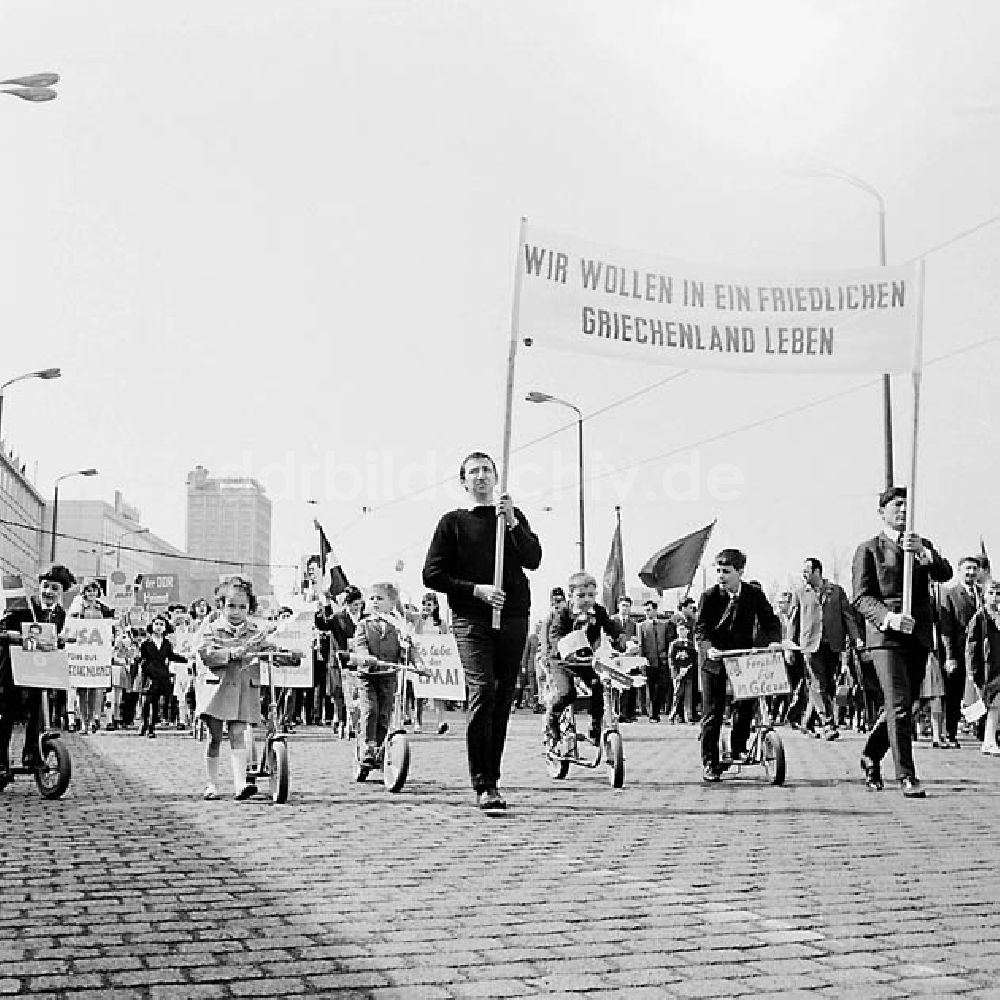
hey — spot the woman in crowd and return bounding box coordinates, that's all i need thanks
[71,578,116,733]
[138,614,188,738]
[412,591,449,736]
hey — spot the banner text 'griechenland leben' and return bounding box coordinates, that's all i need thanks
[517,224,922,374]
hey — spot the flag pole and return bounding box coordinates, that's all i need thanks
[902,260,925,617]
[493,216,528,630]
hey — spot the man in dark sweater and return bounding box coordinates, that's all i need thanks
[423,451,542,811]
[695,548,782,782]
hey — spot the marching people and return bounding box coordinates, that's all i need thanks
[545,570,626,747]
[938,556,984,747]
[0,564,76,784]
[789,557,861,742]
[853,486,952,797]
[966,578,1000,755]
[535,587,567,717]
[637,598,674,723]
[695,548,782,783]
[666,619,698,724]
[422,450,542,811]
[322,584,364,739]
[353,582,405,768]
[412,591,450,735]
[610,595,639,722]
[197,576,277,801]
[138,614,188,739]
[70,577,116,734]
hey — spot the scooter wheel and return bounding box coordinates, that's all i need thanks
[384,733,410,793]
[269,741,290,804]
[605,731,625,788]
[35,735,71,800]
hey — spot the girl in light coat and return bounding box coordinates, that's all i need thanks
[197,577,276,800]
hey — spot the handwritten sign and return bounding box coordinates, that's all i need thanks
[10,622,69,689]
[411,634,466,702]
[724,649,790,701]
[64,618,114,688]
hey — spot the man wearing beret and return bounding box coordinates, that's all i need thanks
[852,486,952,797]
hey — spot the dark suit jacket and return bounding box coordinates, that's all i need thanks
[695,584,781,674]
[851,533,952,650]
[938,582,980,667]
[637,618,674,670]
[610,613,638,643]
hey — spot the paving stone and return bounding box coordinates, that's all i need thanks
[5,718,1000,1000]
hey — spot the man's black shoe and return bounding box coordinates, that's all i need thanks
[702,764,721,783]
[860,755,883,791]
[900,776,926,798]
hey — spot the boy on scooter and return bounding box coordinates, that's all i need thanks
[545,571,626,748]
[354,582,406,768]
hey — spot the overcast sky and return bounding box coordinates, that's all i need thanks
[3,1,998,609]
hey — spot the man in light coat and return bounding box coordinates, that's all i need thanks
[791,557,861,741]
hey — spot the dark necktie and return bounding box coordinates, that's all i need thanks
[719,591,738,630]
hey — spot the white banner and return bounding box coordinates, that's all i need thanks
[518,223,921,374]
[258,610,315,689]
[64,618,114,689]
[411,634,466,702]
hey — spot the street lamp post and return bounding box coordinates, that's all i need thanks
[0,367,61,444]
[50,468,98,562]
[116,527,150,569]
[526,391,586,570]
[795,164,894,489]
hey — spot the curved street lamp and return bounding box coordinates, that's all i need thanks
[50,468,98,562]
[116,527,150,569]
[789,163,893,489]
[0,72,59,103]
[526,391,586,570]
[0,367,61,443]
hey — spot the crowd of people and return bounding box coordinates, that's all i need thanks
[1,452,997,809]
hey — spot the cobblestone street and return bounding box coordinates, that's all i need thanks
[3,712,1000,999]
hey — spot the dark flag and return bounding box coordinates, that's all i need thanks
[638,520,717,593]
[602,511,625,611]
[314,519,350,598]
[980,536,991,577]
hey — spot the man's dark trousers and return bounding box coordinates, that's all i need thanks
[863,638,926,781]
[647,666,669,721]
[452,616,528,793]
[700,665,754,769]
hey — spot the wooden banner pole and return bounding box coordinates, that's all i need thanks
[902,259,925,617]
[493,216,528,630]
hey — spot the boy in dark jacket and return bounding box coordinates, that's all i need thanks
[545,571,626,746]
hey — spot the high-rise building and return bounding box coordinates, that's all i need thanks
[0,446,46,586]
[186,466,272,597]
